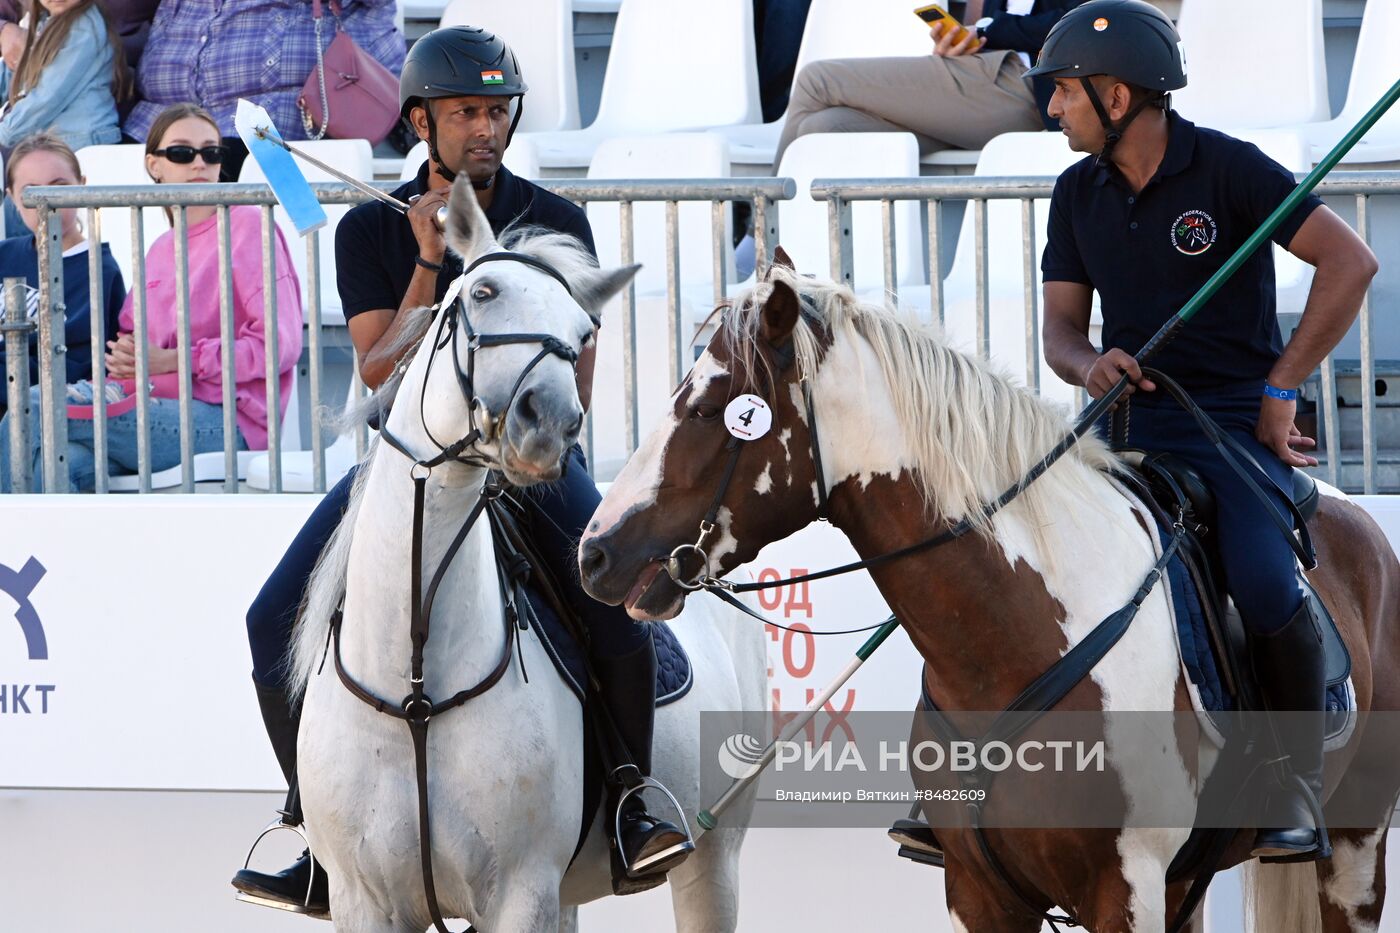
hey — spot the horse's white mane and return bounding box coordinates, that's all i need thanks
[722,267,1120,537]
[334,224,601,434]
[286,223,598,699]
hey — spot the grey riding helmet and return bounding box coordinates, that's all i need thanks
[1025,0,1187,158]
[399,26,529,181]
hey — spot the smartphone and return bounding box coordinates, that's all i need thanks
[914,3,972,45]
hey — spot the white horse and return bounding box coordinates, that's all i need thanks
[288,176,766,933]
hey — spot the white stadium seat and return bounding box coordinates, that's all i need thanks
[516,0,760,173]
[771,132,925,296]
[238,138,374,329]
[716,0,933,170]
[1299,0,1400,165]
[1173,0,1329,130]
[584,133,733,478]
[939,132,1090,407]
[74,144,164,289]
[438,0,581,133]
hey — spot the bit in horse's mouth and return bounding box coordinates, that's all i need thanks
[623,562,665,614]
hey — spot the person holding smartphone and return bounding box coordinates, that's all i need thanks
[772,0,1088,167]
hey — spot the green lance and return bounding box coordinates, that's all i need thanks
[696,76,1400,834]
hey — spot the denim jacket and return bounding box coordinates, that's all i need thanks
[0,5,121,151]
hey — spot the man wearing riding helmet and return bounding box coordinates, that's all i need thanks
[1037,0,1377,861]
[231,26,693,917]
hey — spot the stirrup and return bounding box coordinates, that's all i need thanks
[613,776,696,878]
[1257,772,1332,864]
[233,817,327,917]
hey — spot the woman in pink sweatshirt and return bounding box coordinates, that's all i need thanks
[1,102,303,491]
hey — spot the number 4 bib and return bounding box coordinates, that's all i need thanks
[724,394,772,440]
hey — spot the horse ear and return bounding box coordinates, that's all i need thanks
[760,276,800,348]
[572,263,641,321]
[443,173,498,261]
[770,245,796,275]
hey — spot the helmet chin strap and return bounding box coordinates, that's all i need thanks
[1079,77,1157,166]
[423,97,526,188]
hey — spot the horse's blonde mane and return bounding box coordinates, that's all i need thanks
[287,224,598,699]
[723,267,1120,537]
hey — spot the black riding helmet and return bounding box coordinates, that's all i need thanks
[1026,0,1187,161]
[399,26,529,185]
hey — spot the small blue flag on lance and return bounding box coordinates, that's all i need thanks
[234,99,328,235]
[235,98,446,232]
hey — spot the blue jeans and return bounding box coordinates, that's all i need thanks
[245,445,650,688]
[0,384,246,492]
[1119,381,1306,635]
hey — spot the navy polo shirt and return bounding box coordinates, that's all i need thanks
[1041,112,1323,390]
[336,162,596,321]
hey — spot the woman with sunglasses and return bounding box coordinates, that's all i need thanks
[0,103,304,491]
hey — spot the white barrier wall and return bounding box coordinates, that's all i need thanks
[3,494,1400,932]
[7,495,1400,790]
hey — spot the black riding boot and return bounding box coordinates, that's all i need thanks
[1250,600,1330,862]
[230,678,331,917]
[594,639,695,882]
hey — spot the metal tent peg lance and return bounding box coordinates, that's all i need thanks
[251,125,449,231]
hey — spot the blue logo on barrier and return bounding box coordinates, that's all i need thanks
[0,556,48,661]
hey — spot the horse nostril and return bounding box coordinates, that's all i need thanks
[516,388,539,426]
[580,538,609,579]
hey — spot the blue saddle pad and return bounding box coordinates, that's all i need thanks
[522,587,692,707]
[1159,525,1348,717]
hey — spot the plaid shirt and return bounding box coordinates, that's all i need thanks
[125,0,404,142]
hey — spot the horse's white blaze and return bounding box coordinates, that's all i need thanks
[1324,824,1385,930]
[591,353,729,536]
[949,909,972,933]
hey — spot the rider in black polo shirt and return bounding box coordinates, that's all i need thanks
[1035,0,1377,861]
[232,27,693,916]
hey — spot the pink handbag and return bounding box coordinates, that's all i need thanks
[298,0,400,144]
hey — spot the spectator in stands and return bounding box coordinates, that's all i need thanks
[773,0,1087,166]
[755,0,814,123]
[0,133,125,419]
[0,103,303,491]
[124,0,405,180]
[0,0,128,152]
[0,0,157,72]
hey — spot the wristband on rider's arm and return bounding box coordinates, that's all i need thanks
[415,255,444,273]
[1263,383,1298,401]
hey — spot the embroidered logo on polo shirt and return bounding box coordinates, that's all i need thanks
[1171,210,1217,255]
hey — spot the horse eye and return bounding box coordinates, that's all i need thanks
[693,405,721,421]
[471,284,496,302]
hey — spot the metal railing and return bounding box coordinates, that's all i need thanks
[812,172,1400,494]
[7,172,1398,493]
[5,178,794,493]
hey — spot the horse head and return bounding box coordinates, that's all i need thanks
[580,250,829,620]
[410,175,639,486]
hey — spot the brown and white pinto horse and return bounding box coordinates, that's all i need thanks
[578,262,1400,932]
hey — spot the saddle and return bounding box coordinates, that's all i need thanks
[486,492,693,890]
[1121,449,1353,737]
